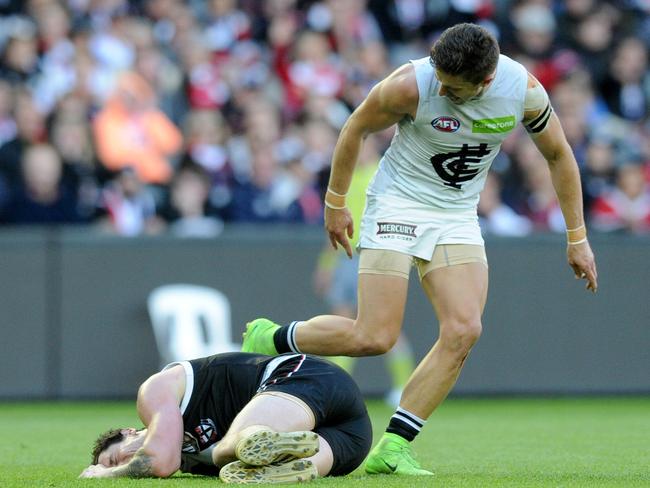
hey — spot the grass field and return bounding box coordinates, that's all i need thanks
[1,397,648,487]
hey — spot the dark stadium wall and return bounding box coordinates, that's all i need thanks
[0,227,648,399]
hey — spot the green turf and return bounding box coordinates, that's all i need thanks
[1,397,648,487]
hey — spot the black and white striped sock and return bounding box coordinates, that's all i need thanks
[386,406,426,442]
[272,321,303,353]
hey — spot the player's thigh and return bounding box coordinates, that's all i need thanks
[356,249,410,335]
[215,392,335,474]
[225,391,316,435]
[421,259,488,325]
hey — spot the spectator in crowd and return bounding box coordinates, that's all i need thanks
[342,40,390,108]
[93,71,182,185]
[559,3,617,86]
[274,125,323,225]
[181,109,233,214]
[508,3,563,90]
[306,0,382,60]
[0,16,39,85]
[581,138,617,210]
[164,163,224,238]
[226,146,304,223]
[599,36,650,122]
[590,162,650,233]
[286,30,345,113]
[49,110,100,220]
[177,33,232,111]
[0,79,16,148]
[98,167,164,236]
[0,89,47,185]
[1,143,85,225]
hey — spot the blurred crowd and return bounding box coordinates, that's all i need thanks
[0,0,648,237]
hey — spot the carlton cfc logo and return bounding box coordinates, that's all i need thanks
[431,116,461,132]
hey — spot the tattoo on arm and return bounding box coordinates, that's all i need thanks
[112,448,154,478]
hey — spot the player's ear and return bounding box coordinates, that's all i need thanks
[122,428,137,435]
[481,74,495,87]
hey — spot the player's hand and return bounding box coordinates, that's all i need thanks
[567,240,597,293]
[324,206,354,258]
[79,464,112,478]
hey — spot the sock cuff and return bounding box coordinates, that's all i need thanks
[287,321,302,353]
[395,406,426,427]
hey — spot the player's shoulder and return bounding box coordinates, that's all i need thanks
[497,53,527,73]
[136,365,186,419]
[377,63,419,112]
[381,64,417,97]
[487,54,529,103]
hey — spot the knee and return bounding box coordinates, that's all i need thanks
[439,318,482,355]
[347,322,398,356]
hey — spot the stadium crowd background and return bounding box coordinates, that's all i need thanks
[0,0,648,237]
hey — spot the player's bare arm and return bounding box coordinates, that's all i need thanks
[80,368,185,478]
[325,64,418,257]
[523,73,598,293]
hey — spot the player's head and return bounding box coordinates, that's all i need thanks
[430,23,500,104]
[91,427,146,467]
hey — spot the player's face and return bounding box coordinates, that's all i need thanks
[97,428,142,468]
[435,69,492,104]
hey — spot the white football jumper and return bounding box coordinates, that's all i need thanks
[359,54,528,260]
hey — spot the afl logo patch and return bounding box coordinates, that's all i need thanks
[432,116,461,133]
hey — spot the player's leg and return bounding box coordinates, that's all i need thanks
[400,257,488,418]
[212,392,333,476]
[325,303,357,374]
[295,269,408,355]
[243,249,410,357]
[366,244,488,475]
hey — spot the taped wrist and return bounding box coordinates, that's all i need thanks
[325,187,346,210]
[566,225,587,245]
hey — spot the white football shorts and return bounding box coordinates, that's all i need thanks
[358,193,484,260]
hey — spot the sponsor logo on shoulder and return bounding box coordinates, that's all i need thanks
[431,116,461,133]
[472,115,516,133]
[377,222,417,240]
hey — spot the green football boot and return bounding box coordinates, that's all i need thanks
[241,318,280,355]
[364,433,434,476]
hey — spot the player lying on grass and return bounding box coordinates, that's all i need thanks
[80,352,372,483]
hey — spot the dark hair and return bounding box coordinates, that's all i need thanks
[430,23,500,84]
[91,428,124,464]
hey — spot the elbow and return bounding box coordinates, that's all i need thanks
[546,152,570,173]
[151,456,180,478]
[548,141,575,168]
[151,465,178,478]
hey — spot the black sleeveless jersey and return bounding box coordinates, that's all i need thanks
[168,351,371,477]
[178,352,276,451]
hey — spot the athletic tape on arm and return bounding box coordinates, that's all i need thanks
[524,83,552,135]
